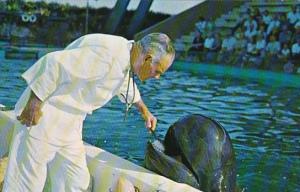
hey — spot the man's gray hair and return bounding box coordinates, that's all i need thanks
[138,33,175,64]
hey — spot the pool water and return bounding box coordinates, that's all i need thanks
[0,55,299,192]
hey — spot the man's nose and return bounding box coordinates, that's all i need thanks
[154,74,160,79]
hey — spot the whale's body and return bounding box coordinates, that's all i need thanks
[145,114,236,192]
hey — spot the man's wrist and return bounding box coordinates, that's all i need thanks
[26,91,43,115]
[134,100,150,119]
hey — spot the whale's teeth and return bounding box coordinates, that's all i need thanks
[152,140,165,152]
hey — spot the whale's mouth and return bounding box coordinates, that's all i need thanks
[145,140,200,189]
[151,139,165,153]
[147,130,200,185]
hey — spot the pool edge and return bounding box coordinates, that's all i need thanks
[172,61,300,88]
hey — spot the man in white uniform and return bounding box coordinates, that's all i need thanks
[3,33,175,191]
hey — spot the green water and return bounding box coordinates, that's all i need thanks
[0,54,299,191]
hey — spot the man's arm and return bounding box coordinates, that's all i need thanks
[17,90,43,127]
[117,73,157,131]
[18,53,61,126]
[134,99,157,131]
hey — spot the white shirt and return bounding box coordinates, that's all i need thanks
[292,43,300,54]
[221,36,236,51]
[204,37,214,49]
[256,39,266,50]
[236,39,247,50]
[295,21,300,28]
[20,34,140,114]
[262,15,272,25]
[281,48,290,56]
[244,19,258,31]
[195,21,207,32]
[266,41,281,54]
[287,11,299,24]
[256,30,268,40]
[15,34,141,144]
[267,20,280,35]
[247,43,256,53]
[245,29,257,39]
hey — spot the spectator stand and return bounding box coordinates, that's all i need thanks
[174,1,300,74]
[174,3,249,62]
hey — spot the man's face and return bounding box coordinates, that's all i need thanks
[137,53,174,82]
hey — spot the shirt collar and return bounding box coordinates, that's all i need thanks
[124,40,134,75]
[128,40,134,51]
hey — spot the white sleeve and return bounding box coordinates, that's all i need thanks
[21,53,61,101]
[266,44,270,51]
[277,43,281,52]
[291,45,296,54]
[64,35,85,50]
[221,40,226,48]
[117,73,141,104]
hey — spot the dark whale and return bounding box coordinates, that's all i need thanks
[145,114,236,192]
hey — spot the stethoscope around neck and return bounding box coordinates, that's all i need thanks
[120,69,136,121]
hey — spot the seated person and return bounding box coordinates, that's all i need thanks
[243,16,258,31]
[256,34,266,55]
[256,24,268,40]
[291,38,300,60]
[242,37,259,68]
[188,30,204,52]
[279,43,291,62]
[262,10,272,25]
[265,35,281,69]
[195,16,207,33]
[205,17,215,33]
[279,25,293,45]
[283,60,294,73]
[218,32,236,64]
[233,33,247,66]
[204,33,215,51]
[292,27,300,43]
[267,14,281,35]
[187,30,204,61]
[279,13,290,31]
[205,33,221,63]
[287,5,299,29]
[203,33,215,62]
[244,23,257,39]
[253,35,266,67]
[295,20,300,30]
[251,7,261,22]
[234,27,243,39]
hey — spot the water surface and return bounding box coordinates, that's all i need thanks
[0,55,299,191]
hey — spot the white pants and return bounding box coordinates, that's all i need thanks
[3,124,91,192]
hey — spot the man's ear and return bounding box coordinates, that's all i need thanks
[144,54,153,64]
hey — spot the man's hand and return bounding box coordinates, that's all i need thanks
[143,110,157,131]
[134,99,157,131]
[17,91,43,127]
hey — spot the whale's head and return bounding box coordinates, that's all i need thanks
[145,114,237,192]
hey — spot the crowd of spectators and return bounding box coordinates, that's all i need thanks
[187,5,300,73]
